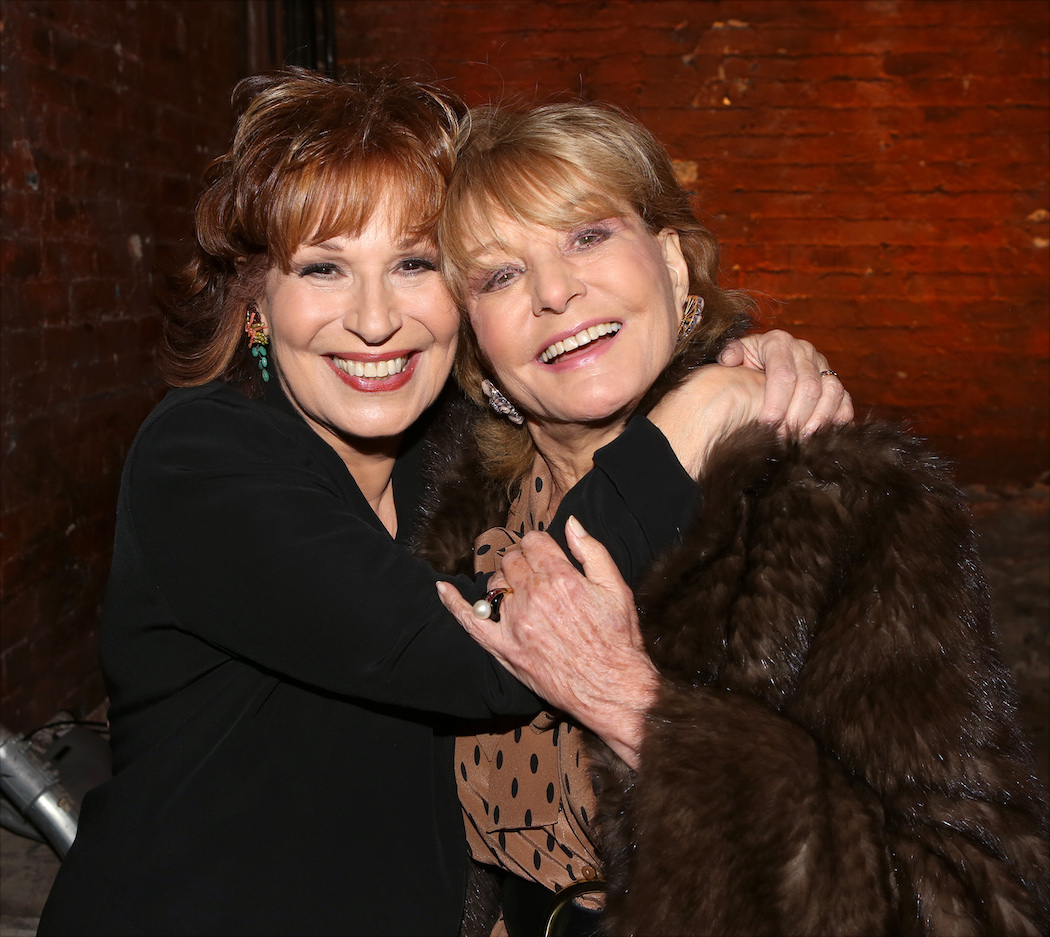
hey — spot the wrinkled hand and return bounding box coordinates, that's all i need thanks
[719,329,853,434]
[648,365,768,478]
[436,517,658,770]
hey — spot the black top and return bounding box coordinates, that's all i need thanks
[38,380,696,936]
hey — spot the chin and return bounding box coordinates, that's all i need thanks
[566,392,641,425]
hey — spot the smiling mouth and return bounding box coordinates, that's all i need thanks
[330,355,410,379]
[539,322,622,364]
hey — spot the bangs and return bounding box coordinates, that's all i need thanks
[466,153,624,231]
[266,155,445,269]
[442,153,629,301]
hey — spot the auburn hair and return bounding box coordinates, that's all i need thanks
[158,67,465,394]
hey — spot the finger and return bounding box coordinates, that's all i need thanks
[798,376,845,436]
[780,371,824,433]
[436,580,515,654]
[834,389,854,424]
[757,357,798,425]
[748,332,809,425]
[498,545,534,587]
[436,580,482,626]
[565,516,630,592]
[516,531,581,578]
[717,338,745,367]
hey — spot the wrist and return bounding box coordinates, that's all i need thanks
[592,656,660,770]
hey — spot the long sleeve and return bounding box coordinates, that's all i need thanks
[41,381,524,936]
[602,422,1049,936]
[551,416,700,583]
[105,384,535,721]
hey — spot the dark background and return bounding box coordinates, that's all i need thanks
[2,0,1048,731]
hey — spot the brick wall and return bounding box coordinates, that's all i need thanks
[341,0,1050,483]
[1,0,246,731]
[1,0,1047,730]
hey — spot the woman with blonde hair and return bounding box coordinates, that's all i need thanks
[38,71,843,935]
[432,101,1049,935]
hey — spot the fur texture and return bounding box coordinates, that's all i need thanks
[413,401,1050,936]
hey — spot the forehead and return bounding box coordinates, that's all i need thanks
[305,192,435,248]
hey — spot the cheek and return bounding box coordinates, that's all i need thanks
[468,309,502,362]
[264,287,318,351]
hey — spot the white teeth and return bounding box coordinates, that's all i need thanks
[540,322,621,363]
[331,356,408,378]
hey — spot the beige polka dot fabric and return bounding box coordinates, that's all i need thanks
[456,457,604,898]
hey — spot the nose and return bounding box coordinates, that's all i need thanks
[343,280,402,345]
[530,256,584,316]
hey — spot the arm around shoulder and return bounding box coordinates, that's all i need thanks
[121,385,534,718]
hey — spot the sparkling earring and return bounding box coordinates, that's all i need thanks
[245,302,270,383]
[481,379,524,425]
[677,294,704,345]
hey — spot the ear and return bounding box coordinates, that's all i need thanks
[656,228,690,312]
[247,299,271,336]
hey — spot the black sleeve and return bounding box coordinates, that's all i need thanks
[551,416,700,585]
[127,391,536,719]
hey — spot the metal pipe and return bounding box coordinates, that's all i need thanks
[0,724,79,858]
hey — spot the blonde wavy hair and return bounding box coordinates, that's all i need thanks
[158,67,465,394]
[438,102,755,482]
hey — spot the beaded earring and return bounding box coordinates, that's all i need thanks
[677,295,704,346]
[245,302,270,383]
[481,379,524,425]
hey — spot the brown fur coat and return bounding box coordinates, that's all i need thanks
[413,398,1049,936]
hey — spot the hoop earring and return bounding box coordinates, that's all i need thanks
[245,302,271,383]
[677,295,704,345]
[481,379,524,425]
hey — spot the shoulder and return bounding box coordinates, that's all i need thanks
[126,382,346,489]
[137,382,291,439]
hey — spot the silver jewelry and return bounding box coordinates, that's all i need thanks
[481,379,525,425]
[472,587,511,622]
[819,369,839,378]
[677,295,704,344]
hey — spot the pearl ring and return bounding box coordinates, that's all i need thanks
[473,587,512,622]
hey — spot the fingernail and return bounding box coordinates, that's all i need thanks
[566,515,588,538]
[435,581,450,600]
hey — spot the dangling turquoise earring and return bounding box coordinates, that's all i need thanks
[245,302,270,383]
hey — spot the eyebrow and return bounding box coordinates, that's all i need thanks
[309,235,437,253]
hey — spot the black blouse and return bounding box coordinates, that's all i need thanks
[38,380,696,936]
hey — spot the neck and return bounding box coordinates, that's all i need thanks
[526,417,627,513]
[315,425,402,536]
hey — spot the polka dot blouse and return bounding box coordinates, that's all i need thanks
[456,457,604,898]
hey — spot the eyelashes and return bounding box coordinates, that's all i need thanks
[299,262,339,278]
[570,224,613,248]
[477,266,522,294]
[295,256,439,279]
[472,220,616,294]
[397,257,438,273]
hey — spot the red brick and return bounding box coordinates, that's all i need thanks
[2,0,1047,739]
